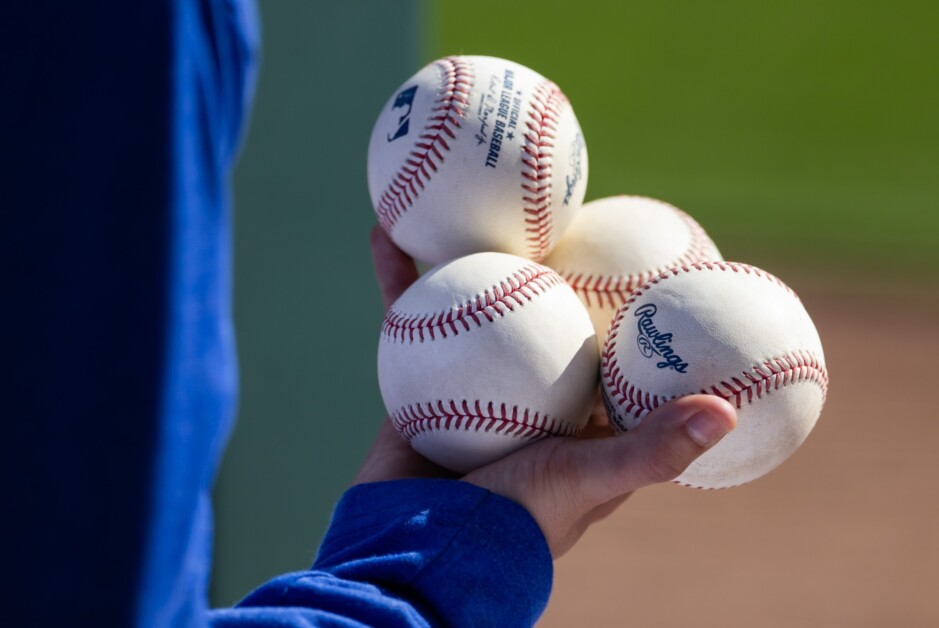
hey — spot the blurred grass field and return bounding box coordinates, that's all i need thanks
[431,0,939,278]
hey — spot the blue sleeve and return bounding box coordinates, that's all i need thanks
[4,0,257,625]
[208,479,553,627]
[5,1,554,626]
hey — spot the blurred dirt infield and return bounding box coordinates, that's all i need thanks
[540,280,939,627]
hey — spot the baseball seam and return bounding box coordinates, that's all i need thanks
[558,197,721,310]
[613,261,797,308]
[391,398,578,442]
[375,57,474,233]
[381,264,565,343]
[522,81,568,262]
[598,260,826,421]
[601,346,829,422]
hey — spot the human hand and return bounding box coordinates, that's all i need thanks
[353,226,454,484]
[357,226,737,558]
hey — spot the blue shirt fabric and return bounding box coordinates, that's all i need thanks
[212,480,553,627]
[4,1,552,626]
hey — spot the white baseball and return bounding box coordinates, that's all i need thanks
[367,55,589,266]
[543,195,721,345]
[600,262,828,489]
[377,252,598,473]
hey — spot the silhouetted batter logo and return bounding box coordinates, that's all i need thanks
[387,85,418,142]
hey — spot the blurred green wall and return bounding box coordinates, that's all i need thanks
[211,0,423,606]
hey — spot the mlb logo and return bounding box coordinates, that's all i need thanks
[387,85,418,142]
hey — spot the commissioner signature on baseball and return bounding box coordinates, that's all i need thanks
[635,303,689,373]
[474,75,499,147]
[563,133,585,206]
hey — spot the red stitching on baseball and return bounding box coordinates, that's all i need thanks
[599,262,818,423]
[613,262,798,313]
[522,81,568,262]
[601,348,828,425]
[596,261,796,353]
[559,196,720,310]
[382,264,565,343]
[390,398,578,442]
[376,57,474,233]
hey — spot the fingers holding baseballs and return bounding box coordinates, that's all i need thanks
[600,262,828,489]
[370,225,419,311]
[366,55,827,490]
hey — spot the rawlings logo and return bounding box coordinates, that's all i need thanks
[634,303,688,373]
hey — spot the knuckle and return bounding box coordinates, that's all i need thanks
[642,441,690,484]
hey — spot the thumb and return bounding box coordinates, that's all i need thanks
[575,395,737,505]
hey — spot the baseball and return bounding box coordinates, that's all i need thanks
[543,195,721,344]
[377,252,598,473]
[600,262,828,489]
[367,55,589,266]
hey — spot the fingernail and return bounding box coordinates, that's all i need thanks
[685,410,730,448]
